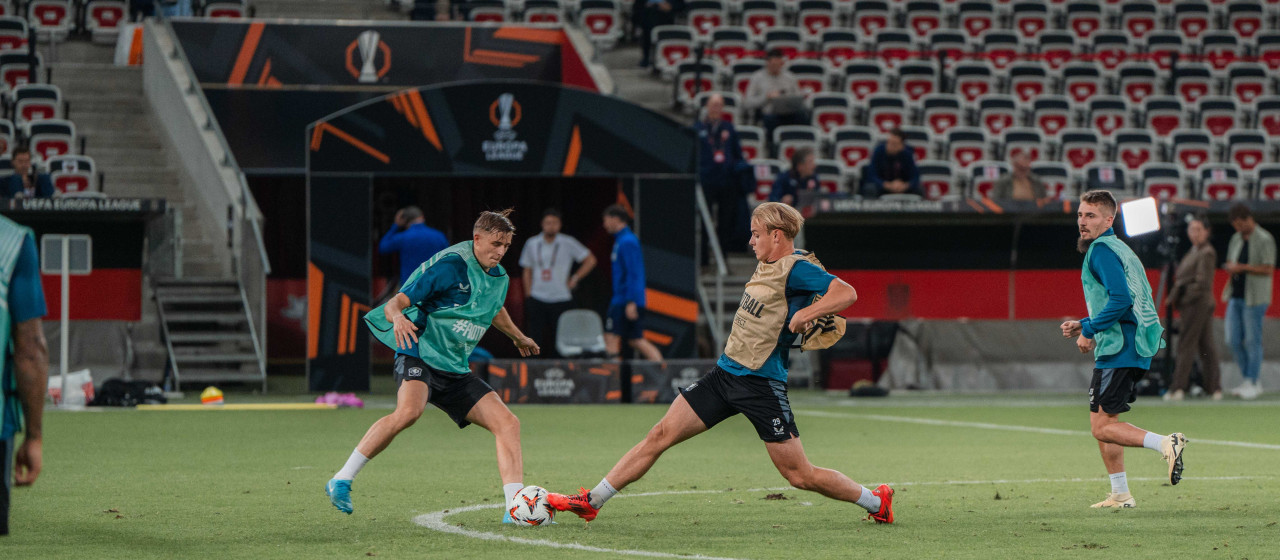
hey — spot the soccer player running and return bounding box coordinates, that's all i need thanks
[1060,191,1188,509]
[548,202,895,524]
[326,210,540,522]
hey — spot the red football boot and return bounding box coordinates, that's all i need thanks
[545,488,600,522]
[868,484,894,524]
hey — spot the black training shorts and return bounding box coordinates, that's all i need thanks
[394,354,495,429]
[679,366,799,442]
[1089,367,1146,415]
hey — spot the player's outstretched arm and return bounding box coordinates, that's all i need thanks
[493,307,540,357]
[383,293,419,350]
[788,278,857,333]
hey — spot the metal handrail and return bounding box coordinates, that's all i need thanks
[695,183,728,350]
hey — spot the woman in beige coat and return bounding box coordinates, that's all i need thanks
[1168,215,1222,400]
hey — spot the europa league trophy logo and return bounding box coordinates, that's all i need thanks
[357,30,381,83]
[497,93,516,131]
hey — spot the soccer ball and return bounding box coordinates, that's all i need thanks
[508,485,555,526]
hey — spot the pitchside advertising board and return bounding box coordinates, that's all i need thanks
[169,20,599,172]
[482,359,717,404]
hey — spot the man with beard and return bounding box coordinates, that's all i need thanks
[1059,190,1188,509]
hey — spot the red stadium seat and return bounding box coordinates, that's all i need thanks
[1062,63,1103,106]
[652,26,696,78]
[737,125,765,160]
[841,61,885,101]
[1198,164,1245,201]
[897,61,937,105]
[947,127,991,169]
[1087,96,1129,139]
[787,60,828,95]
[85,0,126,44]
[203,0,248,18]
[1142,96,1186,136]
[1113,129,1157,172]
[1031,162,1074,199]
[865,94,907,133]
[1197,97,1241,138]
[1009,63,1050,104]
[905,0,944,39]
[25,118,73,163]
[708,27,752,67]
[686,0,727,37]
[1065,2,1103,41]
[11,83,60,125]
[1256,96,1280,136]
[1255,164,1280,200]
[1139,163,1186,200]
[1002,127,1047,161]
[1170,129,1212,172]
[1226,131,1269,174]
[922,94,964,136]
[772,125,820,162]
[978,95,1018,136]
[970,161,1010,198]
[1117,63,1159,105]
[809,93,854,135]
[741,0,781,40]
[1060,129,1104,169]
[917,160,958,200]
[1031,95,1071,137]
[751,159,785,201]
[953,62,995,103]
[46,155,95,195]
[832,126,875,169]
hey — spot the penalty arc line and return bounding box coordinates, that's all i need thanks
[798,411,1280,450]
[411,476,1271,559]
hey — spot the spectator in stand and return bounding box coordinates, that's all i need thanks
[635,0,685,68]
[519,208,597,358]
[696,94,752,253]
[861,129,921,199]
[1167,215,1221,401]
[768,146,819,206]
[1222,203,1275,400]
[379,206,449,287]
[744,49,805,152]
[990,152,1046,201]
[602,205,663,362]
[2,148,54,199]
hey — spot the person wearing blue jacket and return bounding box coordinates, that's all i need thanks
[1060,190,1187,510]
[2,149,54,199]
[768,146,819,206]
[602,205,663,362]
[378,206,449,286]
[861,129,921,198]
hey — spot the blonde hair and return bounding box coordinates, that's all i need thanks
[752,202,804,240]
[474,208,516,235]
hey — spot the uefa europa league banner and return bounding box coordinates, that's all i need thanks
[485,360,622,404]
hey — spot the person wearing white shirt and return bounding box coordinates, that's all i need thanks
[519,209,597,357]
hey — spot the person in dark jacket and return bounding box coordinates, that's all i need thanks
[768,146,818,206]
[635,0,685,68]
[861,129,920,198]
[696,94,752,253]
[1,148,54,199]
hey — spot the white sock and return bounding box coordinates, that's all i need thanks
[855,486,882,513]
[504,482,524,506]
[334,449,369,481]
[1109,472,1129,495]
[589,478,618,509]
[1142,432,1165,453]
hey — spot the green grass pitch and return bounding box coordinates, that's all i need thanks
[5,391,1277,559]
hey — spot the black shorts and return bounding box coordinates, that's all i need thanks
[679,366,799,442]
[1089,367,1146,415]
[394,354,495,429]
[2,437,11,536]
[605,303,646,341]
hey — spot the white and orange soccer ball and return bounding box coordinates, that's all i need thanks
[508,485,555,526]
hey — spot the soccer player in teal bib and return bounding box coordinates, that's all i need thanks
[1060,190,1188,509]
[326,210,540,522]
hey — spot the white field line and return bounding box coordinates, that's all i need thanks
[799,410,1280,450]
[411,476,1271,558]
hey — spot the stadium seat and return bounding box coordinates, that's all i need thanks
[969,161,1010,198]
[1008,63,1050,104]
[1173,1,1211,43]
[1116,63,1159,106]
[27,0,70,41]
[926,29,968,71]
[1227,63,1268,107]
[1200,32,1240,74]
[814,159,846,193]
[11,83,60,125]
[947,127,991,168]
[1087,96,1129,139]
[897,61,938,105]
[786,60,828,95]
[917,160,959,200]
[522,0,562,23]
[1120,1,1159,39]
[901,125,932,161]
[464,1,508,22]
[905,0,944,39]
[1142,96,1186,136]
[1226,1,1265,41]
[728,60,764,97]
[873,30,914,69]
[737,125,765,160]
[1256,95,1280,136]
[1090,32,1129,75]
[1113,129,1158,172]
[750,158,785,201]
[203,0,248,18]
[958,1,996,44]
[852,0,892,37]
[841,60,885,101]
[1031,95,1072,137]
[674,61,719,110]
[1002,127,1046,161]
[579,0,621,48]
[0,119,13,157]
[796,0,837,40]
[977,95,1018,136]
[1031,161,1074,199]
[686,0,728,37]
[832,125,875,169]
[1062,63,1102,106]
[46,154,95,195]
[652,26,696,78]
[773,125,820,161]
[1011,0,1051,43]
[922,94,965,136]
[1143,32,1184,71]
[0,50,38,95]
[953,62,996,103]
[1060,128,1104,168]
[1139,163,1186,199]
[1254,163,1280,200]
[555,310,608,357]
[819,30,860,69]
[865,94,908,133]
[24,118,73,163]
[1226,131,1270,174]
[1257,33,1280,72]
[1198,164,1246,200]
[1197,96,1241,138]
[809,92,854,136]
[84,0,126,44]
[980,31,1021,71]
[741,0,781,40]
[1170,129,1213,172]
[1084,162,1128,194]
[1038,32,1076,73]
[762,27,804,60]
[707,27,751,67]
[1064,1,1104,41]
[0,16,26,51]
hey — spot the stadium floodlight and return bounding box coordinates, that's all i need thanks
[1120,197,1160,237]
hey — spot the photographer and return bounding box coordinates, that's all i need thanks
[3,148,54,199]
